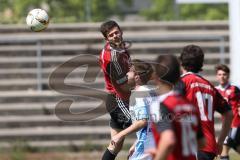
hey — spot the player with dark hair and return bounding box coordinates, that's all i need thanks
[149,55,205,160]
[111,59,157,160]
[99,20,135,160]
[215,64,240,160]
[179,45,233,160]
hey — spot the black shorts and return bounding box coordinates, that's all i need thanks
[224,127,240,151]
[197,151,216,160]
[106,94,132,130]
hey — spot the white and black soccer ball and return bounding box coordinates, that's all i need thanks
[26,8,49,32]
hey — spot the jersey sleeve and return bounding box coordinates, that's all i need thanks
[129,90,151,106]
[129,90,151,120]
[106,61,128,85]
[234,87,240,106]
[229,86,240,106]
[155,103,172,133]
[215,90,232,114]
[135,99,149,120]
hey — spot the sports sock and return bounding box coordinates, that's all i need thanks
[220,155,229,160]
[102,149,116,160]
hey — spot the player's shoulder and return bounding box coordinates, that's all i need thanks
[137,85,157,91]
[137,85,150,91]
[100,43,111,62]
[229,84,239,89]
[181,72,202,83]
[182,72,216,88]
[130,85,153,104]
[163,92,197,113]
[132,85,157,100]
[229,84,240,94]
[163,92,186,105]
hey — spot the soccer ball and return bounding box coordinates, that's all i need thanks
[26,8,49,32]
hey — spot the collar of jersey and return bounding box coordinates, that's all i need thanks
[181,71,201,78]
[216,83,230,91]
[109,45,126,53]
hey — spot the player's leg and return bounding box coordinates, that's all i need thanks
[232,127,240,154]
[102,116,129,160]
[108,127,125,154]
[220,127,240,159]
[102,94,131,160]
[220,133,231,160]
[102,127,125,160]
[220,145,230,160]
[106,102,130,155]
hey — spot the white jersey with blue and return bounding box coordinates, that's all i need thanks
[129,85,157,160]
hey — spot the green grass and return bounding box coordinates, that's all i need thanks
[0,150,238,160]
[0,140,239,160]
[229,151,240,160]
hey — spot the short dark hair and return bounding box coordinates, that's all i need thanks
[132,59,153,84]
[179,44,204,73]
[215,64,230,74]
[100,20,121,38]
[154,55,180,84]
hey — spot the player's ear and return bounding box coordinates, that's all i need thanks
[135,75,140,82]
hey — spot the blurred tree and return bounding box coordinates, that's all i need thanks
[180,3,228,20]
[140,0,176,21]
[0,0,228,23]
[141,0,228,21]
[0,0,133,23]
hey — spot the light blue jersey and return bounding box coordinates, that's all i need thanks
[129,85,157,160]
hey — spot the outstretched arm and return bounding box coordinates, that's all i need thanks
[215,91,233,154]
[118,71,135,93]
[106,62,135,93]
[111,119,147,145]
[154,130,176,160]
[217,110,233,154]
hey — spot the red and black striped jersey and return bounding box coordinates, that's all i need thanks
[180,72,231,154]
[99,42,131,100]
[150,91,203,160]
[216,83,240,127]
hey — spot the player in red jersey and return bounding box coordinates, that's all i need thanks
[179,45,233,160]
[148,55,205,160]
[99,20,135,160]
[215,64,240,160]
